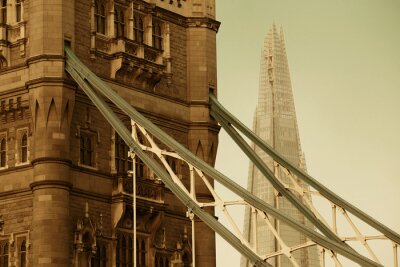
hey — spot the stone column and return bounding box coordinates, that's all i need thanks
[186,1,219,265]
[27,0,75,266]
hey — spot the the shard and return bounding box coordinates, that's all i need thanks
[241,24,319,267]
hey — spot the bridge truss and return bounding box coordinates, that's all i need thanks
[65,46,399,267]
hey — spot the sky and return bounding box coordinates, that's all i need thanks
[214,0,400,266]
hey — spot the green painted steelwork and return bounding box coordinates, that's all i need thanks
[209,93,400,247]
[65,45,384,267]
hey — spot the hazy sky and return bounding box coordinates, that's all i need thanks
[214,0,400,266]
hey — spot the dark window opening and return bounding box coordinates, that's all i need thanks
[80,134,93,166]
[152,20,162,50]
[114,7,125,38]
[133,14,144,43]
[95,0,106,34]
[20,240,26,267]
[116,233,148,267]
[115,134,133,175]
[15,0,21,22]
[21,133,27,163]
[0,0,6,25]
[0,138,6,167]
[0,241,9,267]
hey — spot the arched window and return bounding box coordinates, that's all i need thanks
[15,0,21,22]
[152,20,162,50]
[80,134,93,166]
[95,0,106,34]
[20,240,26,267]
[0,0,6,25]
[114,7,125,38]
[133,14,143,43]
[0,138,6,167]
[21,133,27,163]
[0,241,8,267]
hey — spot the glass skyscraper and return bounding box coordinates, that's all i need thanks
[241,24,319,267]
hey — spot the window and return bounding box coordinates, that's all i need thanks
[135,134,144,178]
[15,0,21,22]
[95,0,105,34]
[19,240,26,267]
[139,239,146,267]
[116,234,147,267]
[0,137,6,167]
[92,242,107,267]
[0,241,8,267]
[115,134,132,175]
[114,7,125,38]
[0,0,6,25]
[155,253,170,267]
[152,20,162,50]
[21,133,27,163]
[133,14,144,43]
[80,134,93,166]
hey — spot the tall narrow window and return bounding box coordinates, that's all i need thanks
[80,134,93,166]
[95,0,106,34]
[115,134,132,174]
[152,20,162,50]
[133,14,143,43]
[140,240,146,267]
[0,241,8,267]
[0,138,6,167]
[116,235,120,267]
[15,0,21,22]
[121,236,127,267]
[100,244,107,267]
[92,243,107,267]
[127,237,133,267]
[0,0,6,25]
[20,240,26,267]
[21,134,27,163]
[114,7,125,38]
[135,156,144,178]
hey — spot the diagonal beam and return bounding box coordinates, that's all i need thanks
[210,108,343,245]
[209,93,400,246]
[65,46,382,267]
[65,61,271,267]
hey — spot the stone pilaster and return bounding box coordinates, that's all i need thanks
[186,1,219,265]
[27,0,75,266]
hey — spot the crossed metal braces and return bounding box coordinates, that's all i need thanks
[65,45,399,267]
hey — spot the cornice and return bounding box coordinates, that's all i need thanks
[30,180,73,191]
[31,157,72,166]
[25,77,77,90]
[186,17,220,32]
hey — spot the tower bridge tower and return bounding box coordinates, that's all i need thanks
[0,1,219,266]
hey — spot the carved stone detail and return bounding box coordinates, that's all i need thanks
[0,96,30,124]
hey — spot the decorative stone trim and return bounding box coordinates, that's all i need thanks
[186,17,220,32]
[29,180,73,191]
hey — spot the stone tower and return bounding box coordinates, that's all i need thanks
[0,0,219,267]
[240,25,319,266]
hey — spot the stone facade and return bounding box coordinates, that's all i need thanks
[0,0,219,267]
[241,25,319,267]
